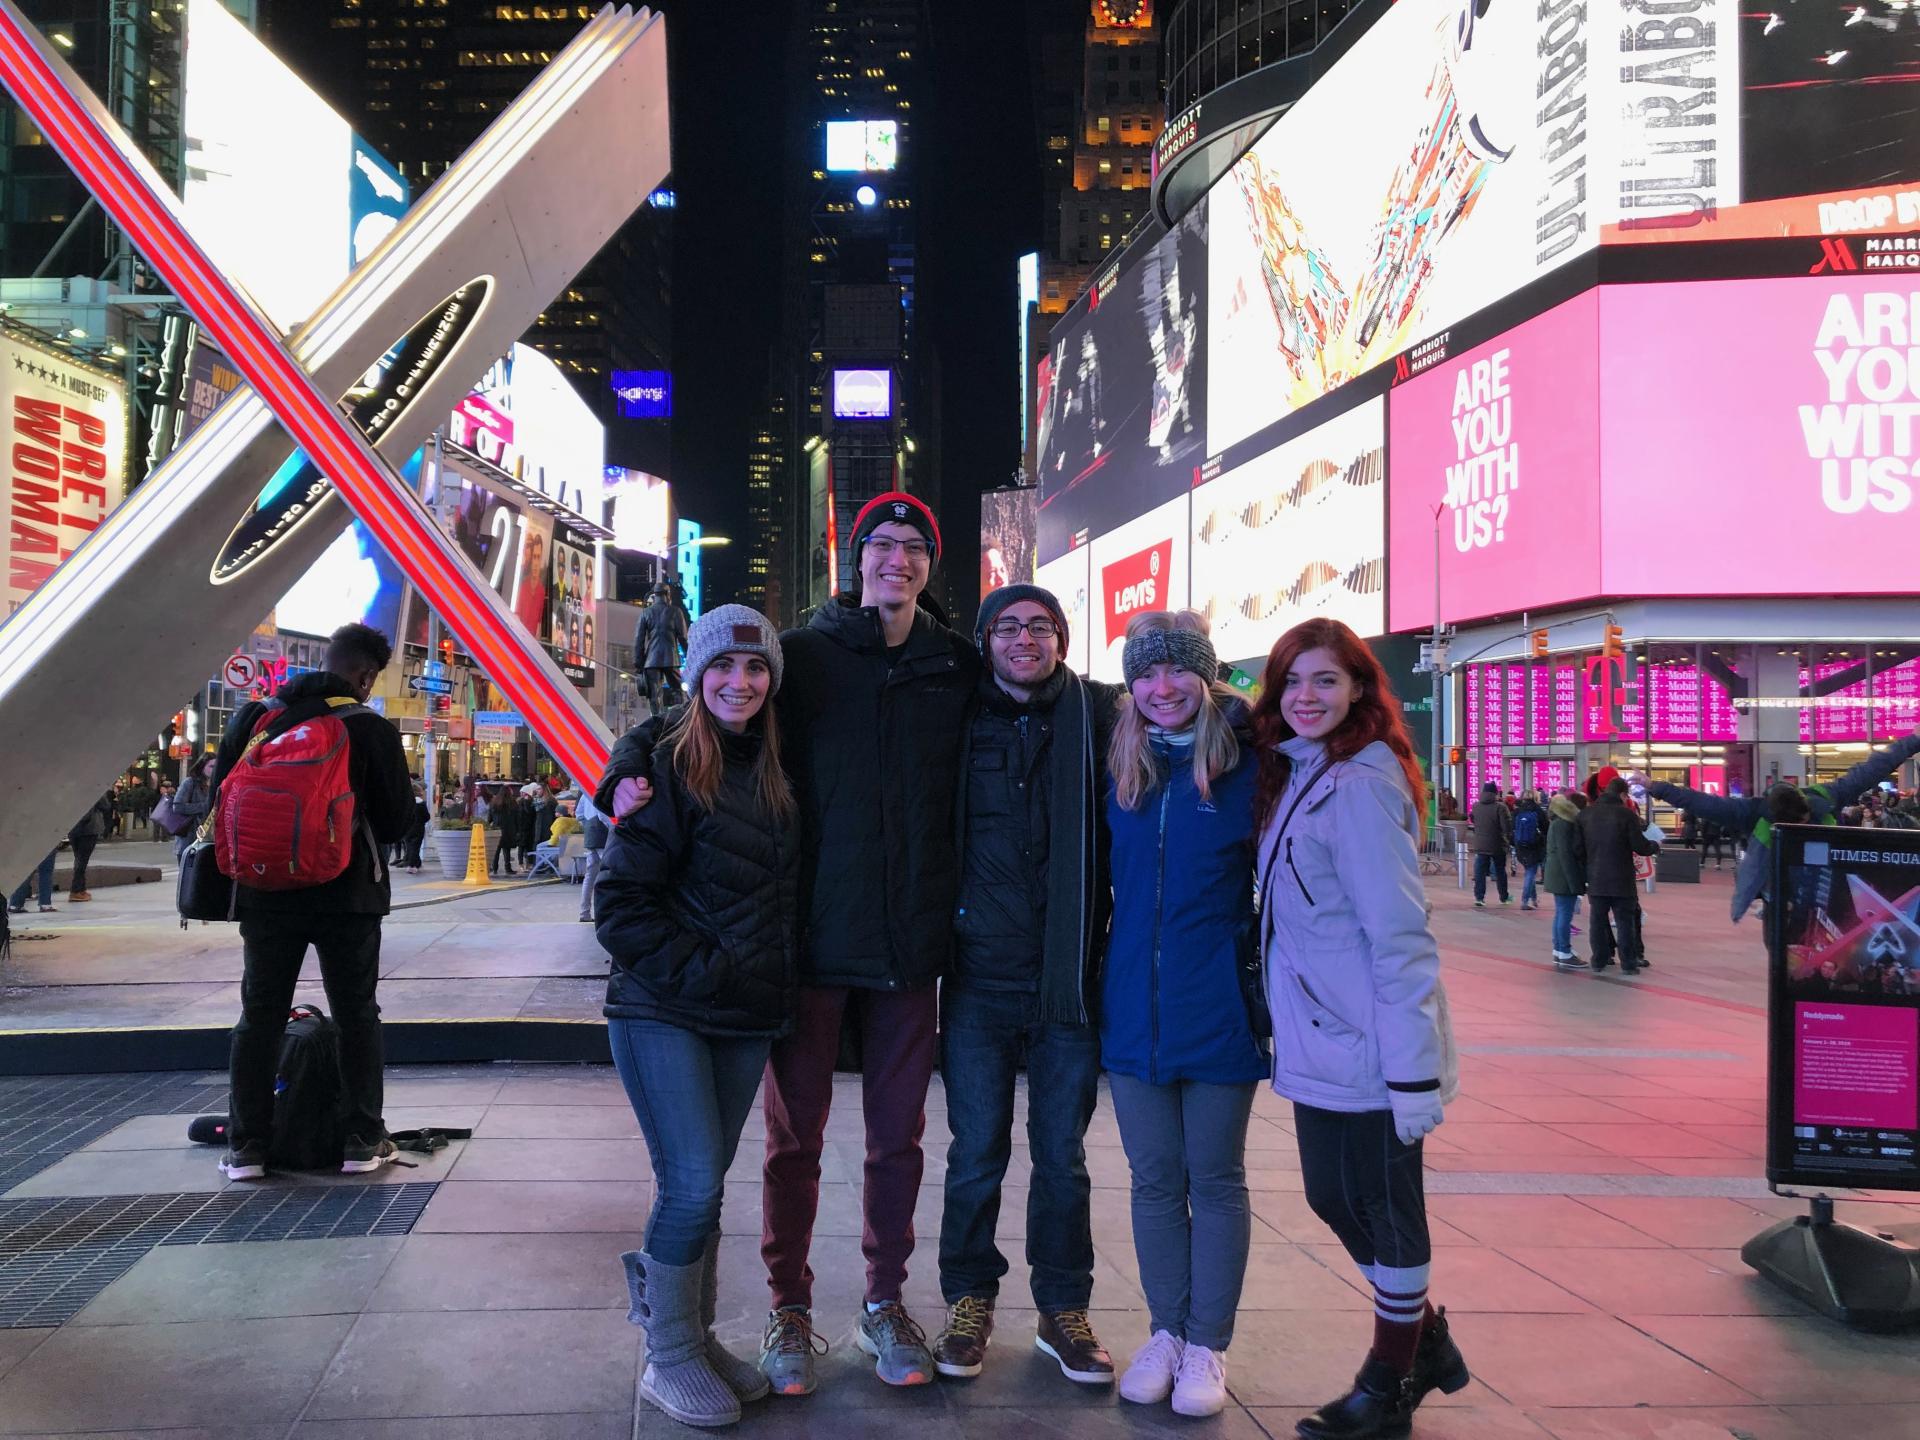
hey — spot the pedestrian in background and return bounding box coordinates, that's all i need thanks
[1574,778,1659,974]
[1511,790,1548,910]
[1542,792,1586,971]
[173,756,216,862]
[1250,617,1467,1440]
[491,789,520,875]
[575,788,609,923]
[7,851,57,914]
[1467,782,1511,908]
[1103,610,1266,1419]
[65,793,112,902]
[595,605,799,1430]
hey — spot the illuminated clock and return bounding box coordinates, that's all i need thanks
[1096,0,1150,28]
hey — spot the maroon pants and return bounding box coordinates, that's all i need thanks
[762,983,939,1309]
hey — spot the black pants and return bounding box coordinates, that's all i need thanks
[229,912,385,1149]
[1589,893,1643,966]
[68,837,97,894]
[493,830,517,871]
[401,830,424,868]
[1294,1103,1431,1271]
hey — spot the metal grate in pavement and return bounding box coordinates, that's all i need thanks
[0,1182,437,1327]
[0,1071,228,1191]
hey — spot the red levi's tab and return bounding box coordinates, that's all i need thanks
[1103,538,1172,642]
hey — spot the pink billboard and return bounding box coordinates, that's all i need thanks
[1386,293,1602,632]
[1600,275,1920,598]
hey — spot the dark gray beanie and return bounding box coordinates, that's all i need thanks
[1122,621,1218,689]
[683,604,784,695]
[976,583,1069,652]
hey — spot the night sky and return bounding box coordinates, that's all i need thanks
[663,0,1043,610]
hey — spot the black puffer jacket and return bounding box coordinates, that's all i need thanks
[596,718,800,1038]
[778,597,979,989]
[1573,792,1660,899]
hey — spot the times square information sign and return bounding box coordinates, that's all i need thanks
[1768,825,1920,1193]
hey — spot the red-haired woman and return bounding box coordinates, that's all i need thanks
[1250,618,1467,1440]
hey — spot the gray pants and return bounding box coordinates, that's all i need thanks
[578,846,603,921]
[1107,1072,1256,1350]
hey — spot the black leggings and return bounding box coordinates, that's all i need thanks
[1294,1103,1431,1272]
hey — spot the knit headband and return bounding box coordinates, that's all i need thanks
[1122,625,1217,689]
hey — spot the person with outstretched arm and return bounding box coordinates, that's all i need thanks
[1633,726,1920,924]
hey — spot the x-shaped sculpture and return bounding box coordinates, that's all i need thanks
[0,5,666,883]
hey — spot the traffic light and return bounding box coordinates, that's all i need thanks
[1447,746,1465,765]
[1530,628,1549,659]
[1601,623,1625,660]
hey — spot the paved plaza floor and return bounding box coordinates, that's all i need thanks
[1,847,1917,1437]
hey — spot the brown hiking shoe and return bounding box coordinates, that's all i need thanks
[932,1295,993,1379]
[1037,1308,1114,1385]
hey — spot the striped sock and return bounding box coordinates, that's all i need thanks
[1369,1263,1431,1375]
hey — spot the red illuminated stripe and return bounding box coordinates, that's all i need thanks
[0,9,609,784]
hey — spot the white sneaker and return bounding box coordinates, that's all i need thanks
[1118,1329,1185,1405]
[1171,1342,1227,1417]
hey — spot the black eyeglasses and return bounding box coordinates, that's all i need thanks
[989,618,1060,640]
[863,537,932,560]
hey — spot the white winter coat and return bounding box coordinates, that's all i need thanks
[1259,735,1457,1112]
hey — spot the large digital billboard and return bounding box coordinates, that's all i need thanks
[1193,397,1385,659]
[275,520,405,641]
[1034,544,1092,678]
[1207,0,1592,456]
[1037,201,1208,561]
[979,487,1037,602]
[826,120,899,172]
[1386,291,1602,632]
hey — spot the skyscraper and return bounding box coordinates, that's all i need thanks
[763,0,928,616]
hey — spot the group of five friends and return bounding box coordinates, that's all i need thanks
[590,491,1463,1437]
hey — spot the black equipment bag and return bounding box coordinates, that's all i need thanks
[267,1005,350,1171]
[176,835,234,926]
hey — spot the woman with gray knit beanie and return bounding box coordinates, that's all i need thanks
[593,604,801,1429]
[1100,610,1266,1419]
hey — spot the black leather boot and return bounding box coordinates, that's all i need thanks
[1407,1306,1470,1408]
[1295,1356,1414,1440]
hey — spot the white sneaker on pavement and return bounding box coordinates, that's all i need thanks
[1118,1328,1186,1405]
[1171,1342,1227,1417]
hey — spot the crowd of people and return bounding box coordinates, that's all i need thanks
[1446,727,1920,972]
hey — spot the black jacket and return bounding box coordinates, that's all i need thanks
[599,598,980,991]
[212,672,414,915]
[1573,793,1660,899]
[778,598,979,989]
[953,668,1123,1022]
[596,718,800,1037]
[1511,799,1549,865]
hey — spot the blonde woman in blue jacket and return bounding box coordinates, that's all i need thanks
[1251,618,1465,1440]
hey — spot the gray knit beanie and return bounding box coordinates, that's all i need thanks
[976,582,1069,652]
[682,604,784,695]
[1122,620,1218,689]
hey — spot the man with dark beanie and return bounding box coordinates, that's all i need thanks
[931,584,1124,1388]
[596,489,977,1396]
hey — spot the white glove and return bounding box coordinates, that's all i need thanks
[1388,1088,1444,1146]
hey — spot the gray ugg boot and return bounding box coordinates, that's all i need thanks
[622,1249,741,1428]
[700,1231,771,1403]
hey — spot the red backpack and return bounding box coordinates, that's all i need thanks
[215,697,371,890]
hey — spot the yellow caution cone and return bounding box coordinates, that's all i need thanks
[463,823,492,887]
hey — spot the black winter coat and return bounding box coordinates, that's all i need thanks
[596,719,800,1037]
[777,598,979,989]
[953,668,1123,1000]
[1573,793,1660,899]
[212,672,413,915]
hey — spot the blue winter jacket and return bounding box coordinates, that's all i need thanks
[1100,736,1268,1087]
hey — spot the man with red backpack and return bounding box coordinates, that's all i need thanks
[211,623,413,1180]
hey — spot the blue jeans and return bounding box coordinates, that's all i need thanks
[937,986,1101,1311]
[1520,862,1542,908]
[1551,893,1578,954]
[609,1016,770,1266]
[9,851,55,909]
[1107,1071,1256,1351]
[1472,851,1508,903]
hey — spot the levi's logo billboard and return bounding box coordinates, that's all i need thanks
[1103,539,1169,642]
